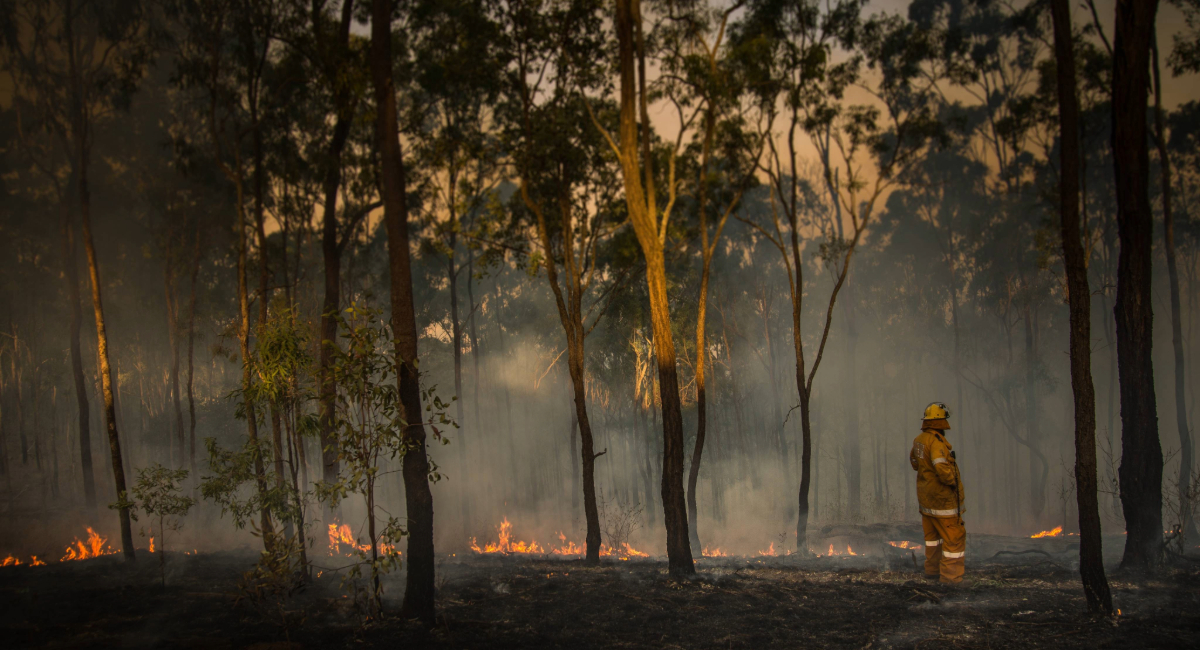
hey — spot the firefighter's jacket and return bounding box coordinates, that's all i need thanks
[910,428,965,518]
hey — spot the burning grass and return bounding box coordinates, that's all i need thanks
[4,547,1197,648]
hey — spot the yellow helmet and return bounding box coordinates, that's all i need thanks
[922,402,951,420]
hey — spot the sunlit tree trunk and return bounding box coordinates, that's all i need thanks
[612,0,694,575]
[371,0,436,621]
[1051,0,1114,613]
[1112,0,1163,573]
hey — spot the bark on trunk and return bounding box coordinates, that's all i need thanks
[1051,0,1114,613]
[77,153,134,561]
[372,0,436,621]
[1112,0,1164,573]
[613,0,693,575]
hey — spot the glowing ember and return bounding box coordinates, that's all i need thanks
[702,546,728,557]
[1031,526,1063,539]
[61,527,118,562]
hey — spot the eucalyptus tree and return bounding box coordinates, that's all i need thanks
[656,0,765,552]
[1112,0,1163,573]
[408,0,506,527]
[736,0,942,549]
[1050,0,1112,614]
[498,0,622,563]
[370,0,437,622]
[170,0,283,547]
[1,0,161,559]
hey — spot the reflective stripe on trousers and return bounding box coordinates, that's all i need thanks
[920,506,959,516]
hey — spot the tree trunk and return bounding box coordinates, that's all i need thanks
[1051,0,1114,613]
[164,238,184,468]
[1151,30,1196,544]
[186,221,201,475]
[1023,306,1047,520]
[372,0,436,621]
[77,149,134,561]
[613,0,693,576]
[1112,0,1163,573]
[61,199,95,508]
[844,281,860,522]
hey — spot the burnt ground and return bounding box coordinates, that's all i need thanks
[1,544,1199,649]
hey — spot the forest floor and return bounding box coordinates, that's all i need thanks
[2,541,1199,649]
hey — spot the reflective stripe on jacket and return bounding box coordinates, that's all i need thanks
[910,428,966,517]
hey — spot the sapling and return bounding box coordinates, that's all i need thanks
[112,464,196,587]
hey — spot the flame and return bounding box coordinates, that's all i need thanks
[328,521,397,556]
[470,517,545,554]
[847,544,857,556]
[61,527,118,561]
[2,555,21,566]
[30,556,45,566]
[550,532,583,556]
[1031,526,1063,539]
[149,537,155,553]
[702,546,728,557]
[470,518,650,559]
[757,542,777,557]
[888,540,921,549]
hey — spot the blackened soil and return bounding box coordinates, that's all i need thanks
[1,551,1198,649]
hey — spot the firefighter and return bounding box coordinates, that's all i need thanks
[909,402,967,585]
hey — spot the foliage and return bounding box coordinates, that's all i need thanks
[111,463,196,587]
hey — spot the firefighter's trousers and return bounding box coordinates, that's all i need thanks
[922,515,966,584]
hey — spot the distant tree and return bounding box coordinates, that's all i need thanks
[1,0,160,560]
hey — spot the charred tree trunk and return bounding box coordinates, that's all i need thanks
[1151,31,1196,544]
[372,0,436,621]
[1112,0,1163,573]
[844,281,861,522]
[61,198,95,508]
[1052,0,1114,613]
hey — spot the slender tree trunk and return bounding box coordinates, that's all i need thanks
[164,239,184,468]
[77,148,134,561]
[1052,0,1114,613]
[316,3,356,498]
[1151,32,1196,543]
[844,282,861,522]
[372,0,436,621]
[1023,306,1047,520]
[1112,0,1163,573]
[186,221,201,475]
[61,200,95,508]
